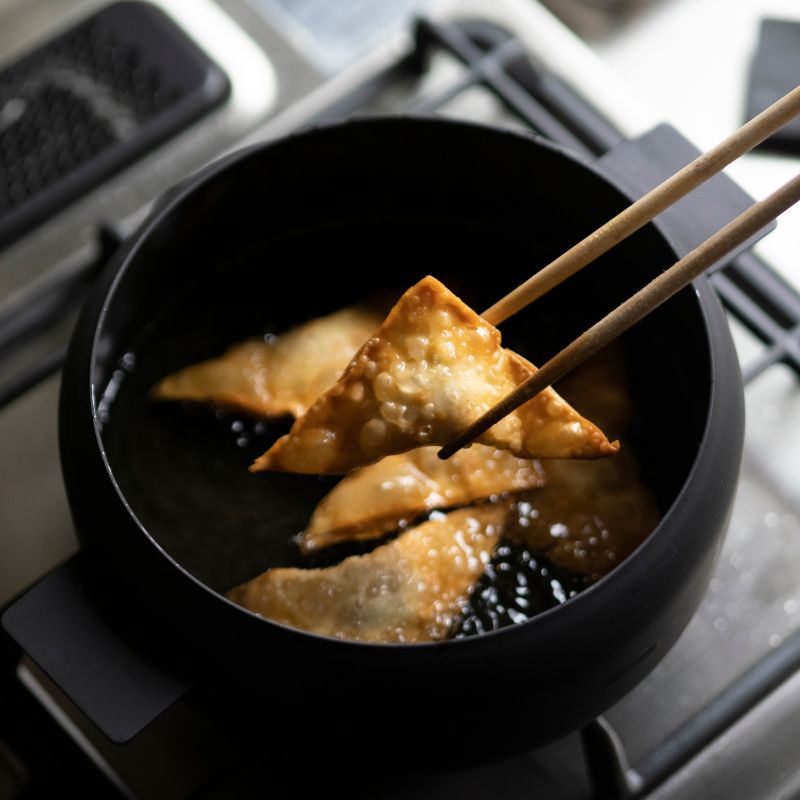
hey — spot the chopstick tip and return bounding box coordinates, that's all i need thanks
[437,443,456,460]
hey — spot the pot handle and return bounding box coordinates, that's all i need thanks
[596,123,775,261]
[598,124,800,382]
[1,550,192,744]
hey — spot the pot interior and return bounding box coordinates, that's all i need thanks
[96,119,711,606]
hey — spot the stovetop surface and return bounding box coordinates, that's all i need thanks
[1,1,800,798]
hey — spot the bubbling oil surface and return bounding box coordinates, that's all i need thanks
[453,540,591,638]
[101,254,662,641]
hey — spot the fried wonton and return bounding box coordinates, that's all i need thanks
[151,306,384,418]
[252,276,618,474]
[228,505,508,643]
[507,341,660,578]
[508,450,660,579]
[299,445,544,554]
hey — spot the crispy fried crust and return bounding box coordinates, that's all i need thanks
[508,341,659,578]
[253,276,618,474]
[508,451,661,579]
[228,505,508,643]
[299,445,544,553]
[151,306,384,418]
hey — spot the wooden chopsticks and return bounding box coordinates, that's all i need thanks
[438,85,800,461]
[481,85,800,327]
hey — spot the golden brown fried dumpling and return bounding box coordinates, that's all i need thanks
[151,306,384,418]
[227,505,508,643]
[508,450,660,578]
[300,445,544,554]
[507,342,660,578]
[252,276,618,474]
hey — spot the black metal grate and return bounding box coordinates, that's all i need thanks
[711,252,800,382]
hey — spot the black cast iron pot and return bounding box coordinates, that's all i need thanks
[52,117,742,761]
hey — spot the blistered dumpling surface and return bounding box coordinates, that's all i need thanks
[300,445,544,553]
[252,276,617,474]
[151,306,383,418]
[510,451,661,578]
[227,505,508,643]
[508,341,660,577]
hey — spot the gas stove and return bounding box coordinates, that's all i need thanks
[1,1,800,798]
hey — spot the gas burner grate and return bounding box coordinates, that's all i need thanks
[710,252,800,383]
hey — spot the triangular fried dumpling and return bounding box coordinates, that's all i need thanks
[299,445,544,554]
[252,276,618,474]
[508,449,661,579]
[151,306,384,418]
[505,340,660,578]
[227,504,508,643]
